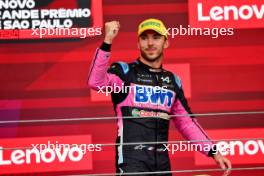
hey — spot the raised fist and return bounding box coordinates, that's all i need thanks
[104,21,120,44]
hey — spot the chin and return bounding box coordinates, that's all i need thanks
[149,57,158,61]
[145,53,157,59]
[144,56,159,62]
[141,50,162,62]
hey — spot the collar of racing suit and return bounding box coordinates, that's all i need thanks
[136,58,163,73]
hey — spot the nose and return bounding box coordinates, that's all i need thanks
[147,38,154,46]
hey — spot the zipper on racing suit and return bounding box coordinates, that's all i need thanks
[154,72,162,170]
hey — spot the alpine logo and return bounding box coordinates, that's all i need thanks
[161,76,171,84]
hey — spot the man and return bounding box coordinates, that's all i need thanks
[88,19,231,175]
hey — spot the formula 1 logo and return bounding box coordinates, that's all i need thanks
[189,0,264,29]
[134,85,174,108]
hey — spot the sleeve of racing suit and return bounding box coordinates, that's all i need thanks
[87,43,125,91]
[171,75,216,157]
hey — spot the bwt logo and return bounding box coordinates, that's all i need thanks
[134,85,174,107]
[189,0,264,29]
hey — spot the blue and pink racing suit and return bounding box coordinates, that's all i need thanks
[88,43,215,175]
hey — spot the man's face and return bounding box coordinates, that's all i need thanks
[138,30,168,62]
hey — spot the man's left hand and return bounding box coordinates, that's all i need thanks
[213,152,232,176]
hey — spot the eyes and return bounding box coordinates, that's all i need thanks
[153,35,162,40]
[140,35,162,40]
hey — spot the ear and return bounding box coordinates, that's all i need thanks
[137,41,140,49]
[164,38,169,49]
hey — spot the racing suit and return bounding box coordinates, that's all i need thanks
[88,43,215,175]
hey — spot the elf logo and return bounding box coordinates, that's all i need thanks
[189,0,264,28]
[134,85,174,107]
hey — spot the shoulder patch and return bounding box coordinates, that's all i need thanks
[117,62,129,74]
[173,74,182,88]
[107,62,129,81]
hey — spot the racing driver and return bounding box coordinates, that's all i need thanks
[88,18,231,175]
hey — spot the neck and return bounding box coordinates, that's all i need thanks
[139,56,163,69]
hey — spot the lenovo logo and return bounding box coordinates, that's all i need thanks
[195,129,264,165]
[217,140,264,156]
[189,0,264,28]
[0,147,83,166]
[0,135,94,174]
[198,3,264,21]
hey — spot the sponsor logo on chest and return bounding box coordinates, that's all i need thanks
[134,85,175,108]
